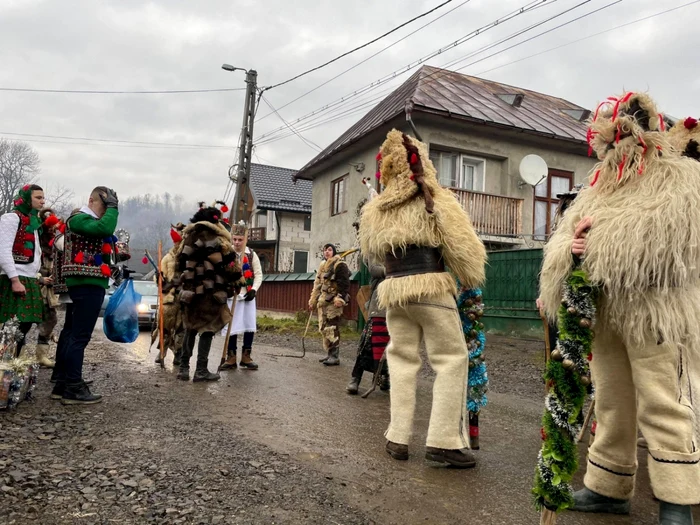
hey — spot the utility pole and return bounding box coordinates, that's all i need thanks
[225,66,258,226]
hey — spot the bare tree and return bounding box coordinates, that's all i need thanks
[42,182,76,218]
[0,139,40,213]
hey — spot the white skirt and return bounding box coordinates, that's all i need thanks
[220,296,257,336]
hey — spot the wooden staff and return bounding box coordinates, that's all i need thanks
[157,241,165,367]
[220,299,237,367]
[577,399,596,443]
[540,309,551,395]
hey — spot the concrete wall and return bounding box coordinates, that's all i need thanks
[277,212,313,272]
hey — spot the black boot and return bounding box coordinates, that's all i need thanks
[379,374,390,391]
[346,377,360,395]
[571,487,631,514]
[239,348,258,370]
[50,381,65,400]
[425,447,476,468]
[193,333,220,382]
[172,348,182,368]
[61,381,102,405]
[659,501,694,525]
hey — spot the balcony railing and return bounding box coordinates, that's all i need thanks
[248,227,266,241]
[449,188,523,237]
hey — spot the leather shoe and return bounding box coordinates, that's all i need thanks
[425,447,476,468]
[571,487,630,514]
[386,441,408,460]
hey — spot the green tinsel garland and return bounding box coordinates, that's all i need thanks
[533,267,599,513]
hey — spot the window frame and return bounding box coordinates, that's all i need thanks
[428,149,486,192]
[533,169,573,240]
[303,215,311,231]
[330,174,348,216]
[292,250,309,273]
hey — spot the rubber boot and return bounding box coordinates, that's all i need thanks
[35,343,55,368]
[239,348,258,370]
[571,487,631,514]
[193,340,220,382]
[346,377,360,395]
[61,381,102,405]
[323,346,340,366]
[659,501,694,525]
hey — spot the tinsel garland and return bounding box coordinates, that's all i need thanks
[457,286,488,414]
[0,317,39,410]
[533,267,599,513]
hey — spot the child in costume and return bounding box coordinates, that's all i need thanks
[308,243,351,367]
[539,93,700,524]
[359,129,486,467]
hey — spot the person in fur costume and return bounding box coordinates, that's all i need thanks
[154,222,186,366]
[175,204,242,382]
[539,92,700,524]
[308,243,351,366]
[358,129,486,468]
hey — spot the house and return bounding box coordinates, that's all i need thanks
[246,163,313,273]
[293,65,598,270]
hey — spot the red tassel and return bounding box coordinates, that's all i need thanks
[100,264,111,277]
[222,217,229,224]
[58,223,66,234]
[375,170,381,179]
[74,252,85,264]
[44,215,60,227]
[375,152,382,161]
[102,243,112,254]
[617,155,627,181]
[590,169,601,187]
[221,205,229,213]
[409,153,418,165]
[170,229,182,243]
[142,256,149,265]
[213,215,219,220]
[658,114,665,131]
[684,117,698,130]
[49,238,55,247]
[615,123,622,144]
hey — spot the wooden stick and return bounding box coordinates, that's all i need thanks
[540,508,557,525]
[221,299,236,367]
[361,351,387,399]
[577,398,596,443]
[157,241,165,368]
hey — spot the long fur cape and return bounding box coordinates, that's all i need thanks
[359,129,486,309]
[540,93,700,349]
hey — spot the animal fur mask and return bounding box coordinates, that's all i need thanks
[586,92,671,190]
[667,117,700,161]
[375,129,439,213]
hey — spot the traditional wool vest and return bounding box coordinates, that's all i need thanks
[11,211,36,265]
[60,213,113,281]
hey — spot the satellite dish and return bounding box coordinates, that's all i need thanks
[519,154,548,187]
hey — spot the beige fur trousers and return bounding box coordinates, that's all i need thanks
[384,292,469,450]
[585,324,700,504]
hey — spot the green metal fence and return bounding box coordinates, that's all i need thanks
[482,248,543,335]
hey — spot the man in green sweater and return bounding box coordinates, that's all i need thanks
[51,186,119,405]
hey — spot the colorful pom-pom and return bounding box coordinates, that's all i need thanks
[74,252,85,264]
[94,254,103,266]
[170,229,182,244]
[221,205,229,213]
[100,264,111,277]
[409,153,418,164]
[375,152,382,161]
[22,184,30,192]
[58,223,67,234]
[23,248,33,257]
[48,238,55,247]
[684,117,698,130]
[44,215,60,227]
[244,270,253,279]
[102,243,113,254]
[142,256,149,265]
[375,171,381,180]
[24,233,34,241]
[14,199,23,207]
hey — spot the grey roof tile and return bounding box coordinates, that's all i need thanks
[249,163,311,213]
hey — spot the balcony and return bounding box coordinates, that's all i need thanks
[449,188,523,238]
[248,227,266,242]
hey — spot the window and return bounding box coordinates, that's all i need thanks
[303,215,311,231]
[331,175,347,216]
[533,169,573,240]
[293,251,308,273]
[256,211,267,229]
[428,150,485,191]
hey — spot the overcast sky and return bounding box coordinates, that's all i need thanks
[1,0,698,209]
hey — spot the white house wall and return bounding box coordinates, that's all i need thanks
[277,212,313,272]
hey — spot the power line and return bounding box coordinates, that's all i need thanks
[0,131,233,149]
[256,0,475,123]
[0,135,230,150]
[255,0,553,142]
[262,0,456,91]
[0,87,246,94]
[473,0,700,77]
[260,95,322,152]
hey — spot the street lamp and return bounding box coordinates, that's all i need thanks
[221,63,246,73]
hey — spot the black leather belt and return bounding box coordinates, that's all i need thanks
[384,245,444,278]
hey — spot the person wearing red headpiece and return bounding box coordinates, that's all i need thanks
[0,184,45,355]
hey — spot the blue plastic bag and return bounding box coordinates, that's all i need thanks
[103,279,141,343]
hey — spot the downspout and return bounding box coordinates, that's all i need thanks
[274,211,281,272]
[405,100,423,142]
